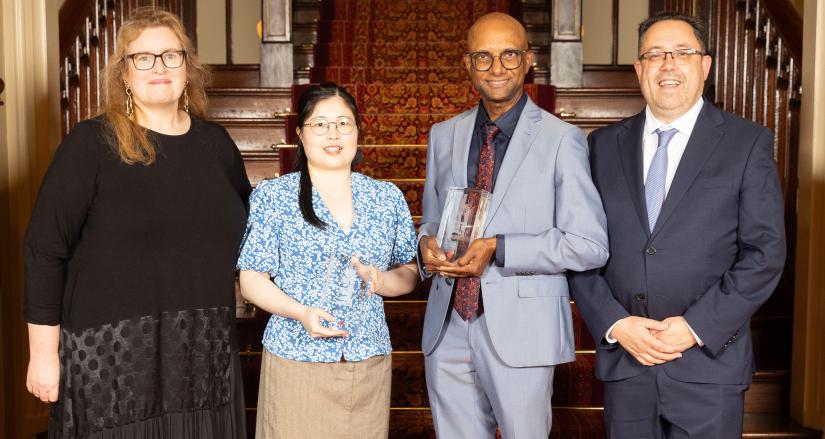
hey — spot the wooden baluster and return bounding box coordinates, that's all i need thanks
[742,0,755,120]
[61,57,71,136]
[716,0,733,109]
[732,0,744,115]
[775,42,789,176]
[753,4,767,126]
[72,38,82,126]
[762,18,778,136]
[709,0,724,106]
[90,3,101,114]
[81,17,91,119]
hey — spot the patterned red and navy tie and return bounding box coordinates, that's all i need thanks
[453,123,500,320]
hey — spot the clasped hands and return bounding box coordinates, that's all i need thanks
[610,315,698,366]
[420,235,496,278]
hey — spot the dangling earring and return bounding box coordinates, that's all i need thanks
[183,81,189,113]
[183,88,189,113]
[124,83,134,117]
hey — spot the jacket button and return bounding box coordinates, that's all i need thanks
[646,246,657,255]
[445,278,453,286]
[635,293,647,302]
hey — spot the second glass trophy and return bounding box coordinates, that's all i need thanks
[435,187,491,261]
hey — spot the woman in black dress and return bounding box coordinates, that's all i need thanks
[24,9,250,438]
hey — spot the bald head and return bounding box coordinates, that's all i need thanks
[467,12,528,50]
[463,12,533,120]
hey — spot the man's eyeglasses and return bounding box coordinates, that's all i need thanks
[638,48,704,66]
[302,117,357,136]
[126,50,186,71]
[466,49,527,72]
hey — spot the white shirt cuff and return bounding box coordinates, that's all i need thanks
[605,321,620,344]
[685,321,704,347]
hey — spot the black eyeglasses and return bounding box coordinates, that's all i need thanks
[126,50,186,70]
[302,117,357,136]
[466,49,527,71]
[638,48,704,66]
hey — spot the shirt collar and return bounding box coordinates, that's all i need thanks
[644,97,704,137]
[475,92,528,138]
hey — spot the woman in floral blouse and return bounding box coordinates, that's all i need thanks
[237,83,419,438]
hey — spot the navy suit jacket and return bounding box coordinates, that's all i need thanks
[569,102,786,385]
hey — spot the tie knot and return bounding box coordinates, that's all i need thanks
[485,124,500,142]
[654,127,678,149]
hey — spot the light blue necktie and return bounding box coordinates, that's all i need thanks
[645,128,678,231]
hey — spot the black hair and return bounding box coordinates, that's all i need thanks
[294,82,363,229]
[638,12,708,55]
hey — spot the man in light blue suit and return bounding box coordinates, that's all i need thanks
[416,13,609,438]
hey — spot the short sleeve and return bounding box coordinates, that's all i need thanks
[388,183,416,265]
[24,120,103,325]
[236,183,280,275]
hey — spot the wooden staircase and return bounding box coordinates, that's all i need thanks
[54,0,821,438]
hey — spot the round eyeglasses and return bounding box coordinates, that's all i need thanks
[638,48,704,67]
[466,49,527,72]
[302,117,357,136]
[126,50,186,71]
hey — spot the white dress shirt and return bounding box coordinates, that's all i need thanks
[605,98,705,347]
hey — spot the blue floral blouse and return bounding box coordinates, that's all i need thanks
[237,172,417,362]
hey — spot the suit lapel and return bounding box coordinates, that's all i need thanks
[451,107,477,187]
[617,112,650,237]
[649,103,726,240]
[484,98,541,229]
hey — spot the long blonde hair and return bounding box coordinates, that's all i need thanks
[101,8,210,165]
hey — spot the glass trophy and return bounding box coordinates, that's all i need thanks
[317,254,371,335]
[435,187,491,261]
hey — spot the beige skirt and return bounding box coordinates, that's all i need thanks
[255,350,392,439]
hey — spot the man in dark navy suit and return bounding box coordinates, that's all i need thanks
[569,11,786,438]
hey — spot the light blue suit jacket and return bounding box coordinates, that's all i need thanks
[418,96,609,367]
